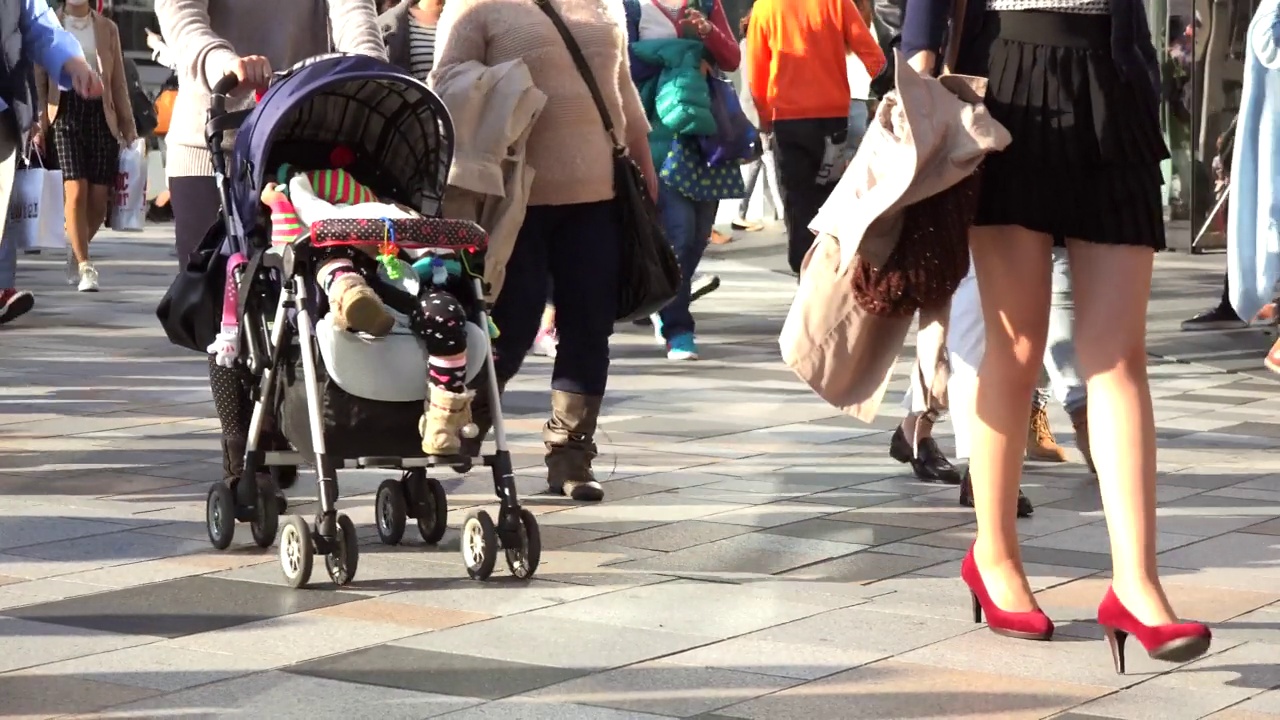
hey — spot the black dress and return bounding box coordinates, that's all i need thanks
[954,10,1169,249]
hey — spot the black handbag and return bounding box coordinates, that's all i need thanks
[156,219,227,352]
[534,0,681,322]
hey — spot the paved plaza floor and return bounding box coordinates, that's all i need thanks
[1,226,1279,720]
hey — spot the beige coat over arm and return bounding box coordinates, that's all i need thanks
[781,54,1011,422]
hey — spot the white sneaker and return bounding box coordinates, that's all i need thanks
[77,263,99,292]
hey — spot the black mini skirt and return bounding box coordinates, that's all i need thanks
[954,11,1169,249]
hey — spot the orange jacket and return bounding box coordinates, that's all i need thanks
[747,0,885,126]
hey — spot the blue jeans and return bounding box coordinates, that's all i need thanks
[0,227,16,288]
[1033,247,1087,415]
[490,201,621,396]
[847,100,870,156]
[656,182,716,339]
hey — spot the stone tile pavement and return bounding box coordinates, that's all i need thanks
[0,225,1278,719]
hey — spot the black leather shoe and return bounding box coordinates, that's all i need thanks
[958,468,1034,518]
[889,426,963,484]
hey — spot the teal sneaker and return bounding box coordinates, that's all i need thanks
[666,333,699,361]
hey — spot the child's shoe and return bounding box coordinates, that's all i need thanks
[328,273,394,336]
[533,326,558,358]
[420,386,473,456]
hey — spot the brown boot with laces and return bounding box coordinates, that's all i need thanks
[1027,405,1068,462]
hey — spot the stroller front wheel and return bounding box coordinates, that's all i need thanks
[324,513,359,586]
[206,483,236,550]
[278,515,314,588]
[375,479,407,545]
[416,477,449,545]
[461,510,498,580]
[251,481,280,548]
[503,508,541,580]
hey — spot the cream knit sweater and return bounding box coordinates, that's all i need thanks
[431,0,648,206]
[156,0,386,178]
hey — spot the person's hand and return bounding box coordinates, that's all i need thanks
[30,129,45,156]
[907,50,937,76]
[224,55,273,95]
[681,8,713,37]
[65,57,103,98]
[700,59,712,76]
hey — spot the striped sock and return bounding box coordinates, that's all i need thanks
[261,184,303,244]
[428,354,467,393]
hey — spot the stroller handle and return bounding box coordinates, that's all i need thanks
[210,73,241,114]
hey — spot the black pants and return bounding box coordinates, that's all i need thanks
[170,175,221,267]
[772,117,848,273]
[491,201,620,397]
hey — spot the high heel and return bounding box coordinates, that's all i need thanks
[961,546,1054,641]
[1096,586,1211,675]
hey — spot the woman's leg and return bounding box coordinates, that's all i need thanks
[1066,238,1177,626]
[545,199,621,501]
[87,183,111,242]
[490,207,553,384]
[736,159,762,222]
[169,175,222,266]
[63,178,90,264]
[969,225,1053,612]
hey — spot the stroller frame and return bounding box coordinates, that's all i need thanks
[199,63,541,588]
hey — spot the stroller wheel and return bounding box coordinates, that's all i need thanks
[278,515,314,589]
[461,510,498,581]
[503,508,542,580]
[206,483,236,550]
[416,477,449,545]
[325,513,359,586]
[251,481,280,548]
[375,479,407,545]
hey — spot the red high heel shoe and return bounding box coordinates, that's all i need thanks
[961,546,1054,641]
[1096,586,1211,674]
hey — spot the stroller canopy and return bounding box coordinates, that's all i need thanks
[230,54,453,236]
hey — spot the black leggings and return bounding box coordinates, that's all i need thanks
[170,175,221,266]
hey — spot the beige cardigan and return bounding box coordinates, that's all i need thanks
[35,10,136,145]
[431,0,648,206]
[434,60,546,302]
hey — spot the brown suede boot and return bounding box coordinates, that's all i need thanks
[543,390,604,502]
[329,273,394,336]
[1026,405,1067,462]
[1069,405,1096,474]
[420,386,472,456]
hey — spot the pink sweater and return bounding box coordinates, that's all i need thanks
[431,0,649,206]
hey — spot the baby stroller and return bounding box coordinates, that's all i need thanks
[201,55,540,589]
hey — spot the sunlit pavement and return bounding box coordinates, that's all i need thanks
[1,224,1278,719]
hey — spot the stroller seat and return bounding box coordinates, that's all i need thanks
[316,316,489,403]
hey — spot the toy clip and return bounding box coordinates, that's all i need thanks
[376,219,403,280]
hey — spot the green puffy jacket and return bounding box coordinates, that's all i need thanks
[630,38,716,167]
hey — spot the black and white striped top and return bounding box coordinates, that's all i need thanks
[409,19,437,80]
[987,0,1109,13]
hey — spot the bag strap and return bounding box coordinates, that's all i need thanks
[534,0,625,151]
[941,0,968,74]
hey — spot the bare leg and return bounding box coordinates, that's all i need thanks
[969,225,1053,612]
[87,183,111,242]
[64,179,90,263]
[539,304,556,333]
[1066,239,1177,626]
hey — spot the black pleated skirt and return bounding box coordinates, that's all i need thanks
[954,11,1169,249]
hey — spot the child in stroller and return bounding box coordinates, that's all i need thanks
[258,154,477,456]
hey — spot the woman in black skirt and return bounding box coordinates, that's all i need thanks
[900,1,1211,667]
[34,0,136,293]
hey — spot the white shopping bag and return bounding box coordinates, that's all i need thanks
[3,153,62,251]
[110,139,147,232]
[38,165,67,249]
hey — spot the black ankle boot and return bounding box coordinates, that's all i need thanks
[959,468,1034,518]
